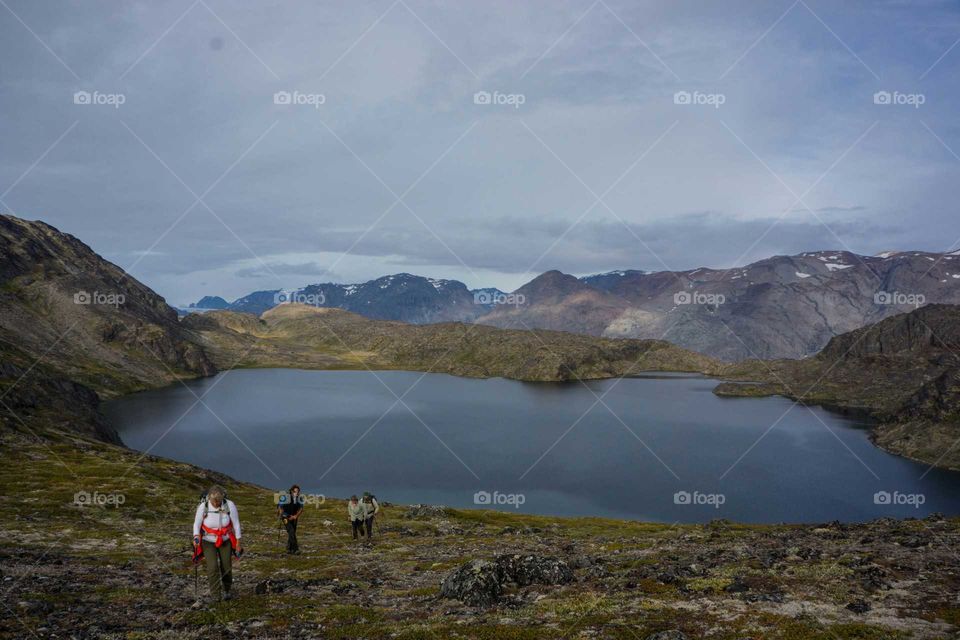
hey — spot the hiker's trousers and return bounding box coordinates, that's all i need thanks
[285,519,299,552]
[201,540,232,598]
[352,518,364,539]
[364,515,375,538]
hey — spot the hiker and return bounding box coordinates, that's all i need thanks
[348,495,365,540]
[278,484,304,554]
[192,485,242,603]
[362,492,380,539]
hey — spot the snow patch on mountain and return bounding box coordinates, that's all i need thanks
[825,263,853,272]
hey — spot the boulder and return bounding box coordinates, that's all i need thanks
[440,555,573,607]
[496,554,573,586]
[645,632,687,640]
[439,560,503,607]
[403,504,448,518]
[846,599,871,614]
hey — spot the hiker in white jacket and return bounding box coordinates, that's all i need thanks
[347,495,365,540]
[192,485,242,603]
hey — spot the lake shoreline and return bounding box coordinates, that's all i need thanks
[103,368,960,525]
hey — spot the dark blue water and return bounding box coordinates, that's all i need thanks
[103,369,960,523]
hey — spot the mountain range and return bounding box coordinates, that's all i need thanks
[194,250,960,360]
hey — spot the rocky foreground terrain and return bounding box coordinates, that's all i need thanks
[2,427,959,640]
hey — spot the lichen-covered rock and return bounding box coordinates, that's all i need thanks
[440,555,573,606]
[846,599,872,614]
[496,554,573,586]
[645,631,687,640]
[403,504,448,518]
[439,559,504,607]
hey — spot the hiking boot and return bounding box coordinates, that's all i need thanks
[223,591,233,601]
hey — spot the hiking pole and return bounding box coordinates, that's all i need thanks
[191,538,204,602]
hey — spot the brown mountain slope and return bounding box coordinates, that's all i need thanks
[0,215,215,440]
[716,304,960,469]
[477,270,631,335]
[184,303,719,382]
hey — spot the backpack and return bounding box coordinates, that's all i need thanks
[199,491,229,519]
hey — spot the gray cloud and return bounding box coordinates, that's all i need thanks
[1,0,958,304]
[235,261,337,279]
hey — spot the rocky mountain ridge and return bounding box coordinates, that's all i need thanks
[218,273,501,324]
[198,249,960,360]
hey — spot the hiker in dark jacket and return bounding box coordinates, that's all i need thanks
[361,492,379,539]
[278,484,304,554]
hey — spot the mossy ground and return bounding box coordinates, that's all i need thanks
[1,426,957,639]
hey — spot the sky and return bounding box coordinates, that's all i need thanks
[2,0,960,305]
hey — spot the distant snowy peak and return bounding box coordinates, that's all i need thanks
[427,277,455,291]
[582,269,651,279]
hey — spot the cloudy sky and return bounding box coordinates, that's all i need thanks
[2,0,959,304]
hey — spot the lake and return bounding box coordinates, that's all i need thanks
[103,369,960,523]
